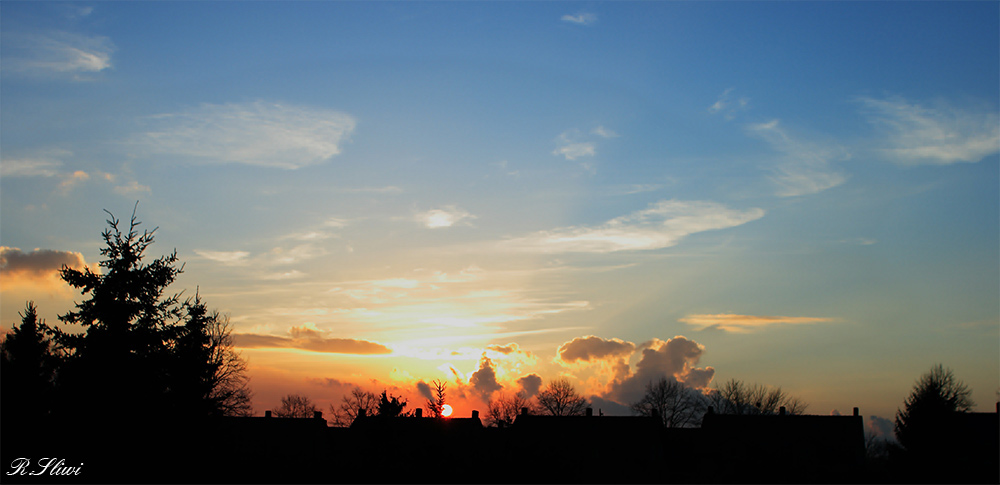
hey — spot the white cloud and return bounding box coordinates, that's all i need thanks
[269,244,327,265]
[261,270,306,281]
[614,184,666,195]
[858,96,1000,165]
[1,157,65,178]
[591,126,618,138]
[133,101,356,169]
[194,250,251,265]
[331,185,402,194]
[3,31,114,78]
[553,141,596,161]
[417,206,476,229]
[112,179,151,195]
[1,148,77,178]
[748,119,849,197]
[561,12,598,26]
[498,199,765,253]
[552,128,615,168]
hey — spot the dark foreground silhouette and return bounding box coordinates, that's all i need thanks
[2,404,996,484]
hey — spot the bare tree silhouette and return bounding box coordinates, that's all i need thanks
[536,378,588,416]
[330,387,379,426]
[630,377,706,427]
[486,391,532,427]
[274,393,319,418]
[708,378,807,415]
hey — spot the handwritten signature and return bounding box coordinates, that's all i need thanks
[7,458,83,476]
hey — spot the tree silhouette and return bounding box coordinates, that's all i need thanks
[1,302,58,424]
[376,390,410,417]
[631,377,707,427]
[330,387,379,426]
[894,364,973,456]
[708,378,807,415]
[426,379,447,418]
[536,378,588,416]
[274,393,319,418]
[486,391,532,427]
[49,206,252,420]
[177,294,254,417]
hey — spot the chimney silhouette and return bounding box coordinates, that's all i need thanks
[265,410,272,418]
[586,407,593,417]
[853,407,859,417]
[415,408,422,418]
[779,406,786,416]
[314,410,323,420]
[472,410,479,419]
[521,407,528,416]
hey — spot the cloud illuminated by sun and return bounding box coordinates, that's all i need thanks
[680,313,836,333]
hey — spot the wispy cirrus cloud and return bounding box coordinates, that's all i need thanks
[858,96,1000,166]
[2,30,114,79]
[708,88,750,120]
[1,150,146,195]
[234,324,391,355]
[497,199,764,253]
[417,206,476,228]
[132,101,356,169]
[0,153,68,177]
[748,119,850,197]
[561,12,597,26]
[680,313,835,333]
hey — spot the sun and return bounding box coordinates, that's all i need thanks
[441,404,453,417]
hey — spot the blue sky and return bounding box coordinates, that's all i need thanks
[2,1,997,424]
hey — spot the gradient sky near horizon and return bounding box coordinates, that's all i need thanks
[2,1,998,428]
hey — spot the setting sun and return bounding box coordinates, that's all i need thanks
[441,404,453,417]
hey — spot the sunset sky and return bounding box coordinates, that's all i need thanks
[2,2,997,430]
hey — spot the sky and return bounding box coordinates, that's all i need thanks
[1,1,998,430]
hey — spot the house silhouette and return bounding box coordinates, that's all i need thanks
[13,403,993,484]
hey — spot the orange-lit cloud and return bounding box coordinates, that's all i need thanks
[0,246,95,293]
[680,313,835,333]
[234,324,391,355]
[469,353,503,400]
[517,374,543,397]
[486,343,522,355]
[601,336,716,406]
[558,335,636,363]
